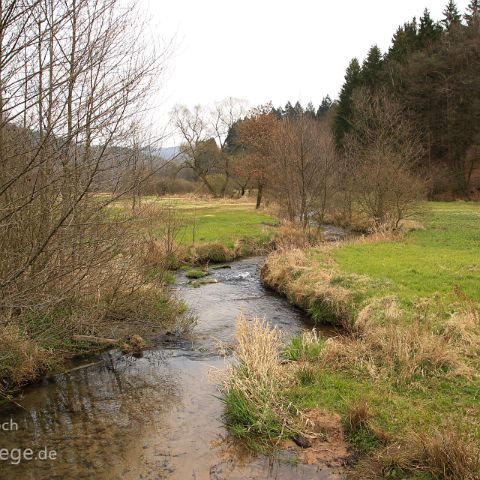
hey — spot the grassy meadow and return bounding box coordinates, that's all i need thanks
[108,196,280,263]
[153,198,278,248]
[257,202,480,478]
[334,202,480,303]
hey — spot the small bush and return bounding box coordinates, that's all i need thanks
[192,242,235,263]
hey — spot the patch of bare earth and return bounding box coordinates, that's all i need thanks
[282,409,352,478]
[302,409,351,468]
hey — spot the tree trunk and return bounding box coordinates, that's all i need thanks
[256,183,263,209]
[219,174,229,197]
[199,173,218,197]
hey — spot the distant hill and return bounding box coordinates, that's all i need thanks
[154,146,181,161]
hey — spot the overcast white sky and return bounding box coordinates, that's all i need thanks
[141,0,469,145]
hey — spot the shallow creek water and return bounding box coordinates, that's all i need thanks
[0,257,344,480]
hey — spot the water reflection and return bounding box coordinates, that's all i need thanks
[0,257,343,479]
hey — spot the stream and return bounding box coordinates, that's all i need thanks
[0,257,344,480]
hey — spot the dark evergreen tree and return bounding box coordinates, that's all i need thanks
[442,0,462,30]
[271,106,283,118]
[305,101,316,118]
[418,9,443,46]
[284,101,295,117]
[361,45,383,89]
[293,101,304,117]
[334,58,362,148]
[386,18,419,62]
[316,95,332,118]
[224,120,243,154]
[465,0,480,25]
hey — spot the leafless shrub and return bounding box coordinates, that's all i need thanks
[270,116,337,228]
[342,88,426,230]
[0,0,179,388]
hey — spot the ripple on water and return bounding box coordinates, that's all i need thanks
[0,257,344,480]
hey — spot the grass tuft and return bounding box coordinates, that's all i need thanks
[211,314,299,451]
[185,268,208,279]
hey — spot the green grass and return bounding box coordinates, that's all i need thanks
[334,202,480,305]
[287,367,480,444]
[262,202,480,477]
[175,205,278,248]
[108,196,279,263]
[221,388,288,452]
[185,268,208,279]
[283,335,326,361]
[139,197,279,248]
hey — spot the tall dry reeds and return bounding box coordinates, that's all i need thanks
[212,314,307,448]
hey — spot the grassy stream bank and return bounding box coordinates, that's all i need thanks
[255,202,480,479]
[0,197,279,400]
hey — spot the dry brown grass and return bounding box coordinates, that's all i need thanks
[0,325,51,387]
[323,317,464,382]
[138,237,186,269]
[345,399,372,433]
[272,223,324,250]
[261,248,356,328]
[190,242,236,264]
[358,426,480,480]
[263,248,478,382]
[209,314,296,444]
[443,305,480,357]
[211,314,288,401]
[211,314,327,446]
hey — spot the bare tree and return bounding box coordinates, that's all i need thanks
[270,116,337,228]
[0,0,169,313]
[171,104,219,196]
[343,88,425,229]
[171,97,246,197]
[234,104,278,208]
[210,97,247,196]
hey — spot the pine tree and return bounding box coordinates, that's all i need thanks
[271,106,283,118]
[442,0,462,30]
[464,0,480,25]
[284,101,295,117]
[305,101,316,118]
[316,95,332,118]
[418,9,443,46]
[334,58,362,148]
[386,18,419,62]
[293,101,304,117]
[361,45,383,89]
